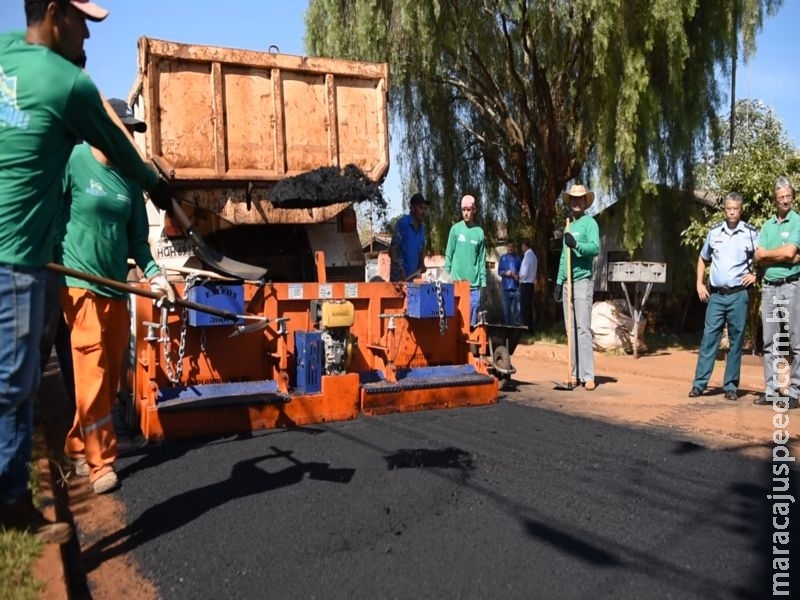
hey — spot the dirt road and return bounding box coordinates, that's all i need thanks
[511,343,800,460]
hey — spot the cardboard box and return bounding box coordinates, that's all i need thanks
[407,283,455,319]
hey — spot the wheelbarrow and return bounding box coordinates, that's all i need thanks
[483,323,529,390]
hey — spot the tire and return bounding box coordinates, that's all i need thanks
[492,345,513,390]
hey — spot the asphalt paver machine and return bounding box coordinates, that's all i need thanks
[122,37,499,441]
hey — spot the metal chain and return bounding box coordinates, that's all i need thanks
[435,279,447,337]
[161,274,196,385]
[160,306,177,384]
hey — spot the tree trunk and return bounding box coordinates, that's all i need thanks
[533,180,560,324]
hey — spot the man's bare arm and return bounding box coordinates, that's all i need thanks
[755,243,799,264]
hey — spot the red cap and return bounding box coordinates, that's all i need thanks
[70,0,109,22]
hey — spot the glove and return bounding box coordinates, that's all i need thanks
[564,232,577,249]
[553,283,563,303]
[149,273,176,305]
[148,177,174,214]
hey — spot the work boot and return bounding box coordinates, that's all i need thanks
[0,494,72,544]
[688,387,702,398]
[753,394,778,406]
[776,397,800,410]
[92,466,120,495]
[72,456,89,478]
[724,390,738,402]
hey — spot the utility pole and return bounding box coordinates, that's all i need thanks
[729,4,739,153]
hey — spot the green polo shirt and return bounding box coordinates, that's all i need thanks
[759,210,800,282]
[557,213,600,284]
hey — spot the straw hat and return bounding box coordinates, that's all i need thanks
[561,184,595,208]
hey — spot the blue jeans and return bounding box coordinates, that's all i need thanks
[470,288,481,327]
[502,288,520,326]
[0,265,45,503]
[562,278,594,382]
[761,281,800,398]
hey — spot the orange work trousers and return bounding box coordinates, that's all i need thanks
[61,288,129,481]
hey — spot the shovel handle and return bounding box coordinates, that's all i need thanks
[48,263,243,323]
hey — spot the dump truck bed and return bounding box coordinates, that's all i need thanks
[128,36,389,225]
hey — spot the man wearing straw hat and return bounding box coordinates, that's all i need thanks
[554,184,600,390]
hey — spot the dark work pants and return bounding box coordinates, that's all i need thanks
[691,289,748,392]
[520,282,534,333]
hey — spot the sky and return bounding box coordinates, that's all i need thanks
[2,0,798,217]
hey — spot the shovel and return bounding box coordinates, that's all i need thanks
[99,95,267,282]
[48,263,269,336]
[553,217,576,391]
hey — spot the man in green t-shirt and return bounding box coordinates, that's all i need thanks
[0,0,174,543]
[555,184,600,391]
[61,98,176,496]
[444,194,486,327]
[753,176,800,410]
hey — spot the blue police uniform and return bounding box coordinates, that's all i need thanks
[691,220,758,395]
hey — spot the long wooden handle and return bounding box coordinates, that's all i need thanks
[565,218,574,383]
[48,263,243,323]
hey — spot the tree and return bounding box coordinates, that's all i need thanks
[683,99,800,349]
[684,99,800,247]
[305,0,781,309]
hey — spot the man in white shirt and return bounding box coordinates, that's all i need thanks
[519,239,538,333]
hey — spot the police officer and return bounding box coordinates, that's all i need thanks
[688,192,758,401]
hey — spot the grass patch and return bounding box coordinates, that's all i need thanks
[643,330,702,352]
[0,445,49,600]
[0,528,43,600]
[519,322,706,355]
[521,322,568,346]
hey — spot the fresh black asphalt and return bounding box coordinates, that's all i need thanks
[77,399,797,600]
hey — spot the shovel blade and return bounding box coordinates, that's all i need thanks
[551,380,575,391]
[185,227,267,281]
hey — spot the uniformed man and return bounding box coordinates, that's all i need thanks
[753,176,800,410]
[688,192,758,401]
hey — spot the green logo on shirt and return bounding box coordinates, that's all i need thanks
[85,179,106,196]
[0,67,30,129]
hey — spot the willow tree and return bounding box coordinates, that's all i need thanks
[305,0,780,296]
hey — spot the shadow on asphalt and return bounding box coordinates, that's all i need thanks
[115,427,327,480]
[523,518,623,567]
[81,446,355,572]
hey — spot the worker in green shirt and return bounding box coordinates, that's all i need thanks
[61,98,176,496]
[555,184,600,391]
[0,0,174,543]
[444,194,486,327]
[753,176,800,410]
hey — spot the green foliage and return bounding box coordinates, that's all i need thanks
[684,99,800,251]
[0,530,43,600]
[305,0,782,286]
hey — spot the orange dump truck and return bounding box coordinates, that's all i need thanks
[122,37,498,441]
